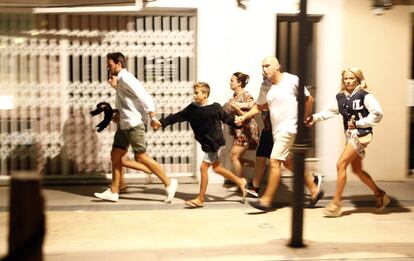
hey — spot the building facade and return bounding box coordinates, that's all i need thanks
[0,0,411,182]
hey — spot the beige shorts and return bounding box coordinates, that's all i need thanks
[270,132,296,161]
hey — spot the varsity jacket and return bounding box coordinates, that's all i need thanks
[312,88,383,136]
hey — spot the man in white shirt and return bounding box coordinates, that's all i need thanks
[236,56,323,211]
[94,52,177,202]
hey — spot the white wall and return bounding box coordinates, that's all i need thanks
[146,0,295,101]
[145,0,411,182]
[146,0,298,182]
[342,0,411,180]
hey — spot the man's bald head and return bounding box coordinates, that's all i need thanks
[262,56,279,67]
[262,56,281,83]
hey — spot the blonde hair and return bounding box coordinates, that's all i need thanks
[340,67,368,92]
[193,82,210,97]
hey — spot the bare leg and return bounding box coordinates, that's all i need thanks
[212,161,245,188]
[351,157,381,193]
[252,156,267,188]
[118,155,152,191]
[334,143,359,203]
[135,152,170,187]
[230,145,249,178]
[110,148,127,193]
[122,155,152,174]
[259,159,282,206]
[119,168,126,190]
[350,156,385,206]
[196,161,211,204]
[212,160,247,202]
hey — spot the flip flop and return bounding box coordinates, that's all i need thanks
[185,199,204,208]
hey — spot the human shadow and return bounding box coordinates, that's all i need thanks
[40,107,107,178]
[341,195,412,215]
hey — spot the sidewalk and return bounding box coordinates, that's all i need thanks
[1,178,414,260]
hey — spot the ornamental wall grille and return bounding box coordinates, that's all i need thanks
[0,13,197,178]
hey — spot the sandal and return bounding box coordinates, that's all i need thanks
[375,190,390,211]
[185,199,204,208]
[323,201,342,217]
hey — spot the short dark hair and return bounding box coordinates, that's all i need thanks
[106,52,127,68]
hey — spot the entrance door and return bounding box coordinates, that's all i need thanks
[276,14,321,157]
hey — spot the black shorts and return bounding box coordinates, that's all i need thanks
[255,129,273,158]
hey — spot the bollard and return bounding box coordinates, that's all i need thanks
[2,171,45,261]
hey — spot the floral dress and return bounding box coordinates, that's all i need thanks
[226,91,259,149]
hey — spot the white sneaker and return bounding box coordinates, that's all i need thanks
[164,178,178,203]
[314,174,322,192]
[94,189,119,202]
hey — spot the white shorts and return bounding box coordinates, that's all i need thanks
[270,132,296,161]
[345,129,372,159]
[202,147,225,164]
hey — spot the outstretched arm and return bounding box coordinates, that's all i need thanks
[306,98,339,126]
[159,106,189,130]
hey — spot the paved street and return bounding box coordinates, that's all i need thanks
[1,178,414,260]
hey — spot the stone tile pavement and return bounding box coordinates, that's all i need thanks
[1,178,414,260]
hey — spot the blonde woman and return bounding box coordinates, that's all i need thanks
[306,67,390,217]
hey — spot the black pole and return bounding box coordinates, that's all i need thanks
[290,0,308,248]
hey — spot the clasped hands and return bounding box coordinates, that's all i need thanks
[151,119,162,131]
[234,115,244,126]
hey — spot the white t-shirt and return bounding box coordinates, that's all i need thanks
[256,72,309,135]
[116,68,156,130]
